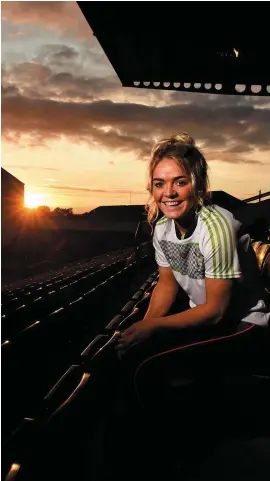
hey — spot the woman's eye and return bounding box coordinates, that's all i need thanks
[176,181,187,187]
[153,183,163,188]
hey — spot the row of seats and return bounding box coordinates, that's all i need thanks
[1,251,130,313]
[39,260,269,481]
[1,254,156,445]
[2,241,269,480]
[1,243,135,295]
[1,259,130,340]
[1,247,138,310]
[1,265,158,481]
[2,251,270,481]
[252,241,270,296]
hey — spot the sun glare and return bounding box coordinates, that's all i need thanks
[24,192,45,209]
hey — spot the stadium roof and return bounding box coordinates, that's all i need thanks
[78,2,270,97]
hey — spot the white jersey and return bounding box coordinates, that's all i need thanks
[153,204,269,327]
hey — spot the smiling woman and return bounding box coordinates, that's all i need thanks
[24,191,45,209]
[116,132,269,355]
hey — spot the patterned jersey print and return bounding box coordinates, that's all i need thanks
[159,240,205,279]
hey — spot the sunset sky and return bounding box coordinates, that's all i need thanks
[2,1,270,214]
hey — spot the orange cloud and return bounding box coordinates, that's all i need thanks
[2,90,269,164]
[1,1,92,39]
[2,57,270,164]
[43,185,147,195]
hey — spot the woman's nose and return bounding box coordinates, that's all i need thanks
[164,184,177,197]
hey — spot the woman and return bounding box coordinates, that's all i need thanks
[105,133,269,481]
[116,132,269,355]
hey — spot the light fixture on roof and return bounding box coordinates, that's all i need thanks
[251,85,262,94]
[233,48,239,58]
[235,84,246,93]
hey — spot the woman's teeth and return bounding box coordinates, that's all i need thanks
[163,201,182,206]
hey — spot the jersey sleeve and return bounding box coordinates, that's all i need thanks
[153,227,170,267]
[200,210,242,279]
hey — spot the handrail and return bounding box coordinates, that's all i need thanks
[243,190,270,203]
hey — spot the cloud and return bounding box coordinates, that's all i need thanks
[2,55,176,106]
[1,1,92,39]
[204,152,263,165]
[4,62,51,85]
[36,44,108,72]
[44,184,147,196]
[2,47,270,164]
[3,164,60,171]
[2,90,270,164]
[1,84,20,98]
[2,59,119,102]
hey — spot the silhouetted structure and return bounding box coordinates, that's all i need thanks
[235,199,270,235]
[78,2,270,96]
[87,205,146,232]
[1,167,25,247]
[209,191,243,211]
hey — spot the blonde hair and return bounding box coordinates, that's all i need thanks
[145,132,210,225]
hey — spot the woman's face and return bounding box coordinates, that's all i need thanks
[152,157,196,220]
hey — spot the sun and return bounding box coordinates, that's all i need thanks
[24,192,45,209]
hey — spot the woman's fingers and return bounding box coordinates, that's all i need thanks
[115,336,136,351]
[121,329,134,339]
[115,338,130,350]
[114,324,139,354]
[115,339,133,350]
[116,328,135,345]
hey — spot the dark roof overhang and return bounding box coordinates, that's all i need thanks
[78,2,270,96]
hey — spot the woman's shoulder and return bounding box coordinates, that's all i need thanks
[156,215,168,227]
[199,204,234,223]
[154,215,171,238]
[198,204,241,235]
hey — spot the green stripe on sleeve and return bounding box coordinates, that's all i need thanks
[212,207,235,277]
[200,209,218,278]
[211,208,230,276]
[156,216,168,226]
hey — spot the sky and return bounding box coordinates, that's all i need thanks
[1,1,270,214]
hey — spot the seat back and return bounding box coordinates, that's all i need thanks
[252,241,270,297]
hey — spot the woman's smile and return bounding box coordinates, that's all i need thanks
[152,158,195,222]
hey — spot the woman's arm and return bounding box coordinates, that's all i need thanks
[117,212,238,351]
[116,277,234,352]
[143,266,179,320]
[151,277,233,330]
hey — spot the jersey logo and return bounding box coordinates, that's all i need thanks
[160,240,205,279]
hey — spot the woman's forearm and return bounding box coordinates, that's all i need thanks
[143,281,179,320]
[153,303,221,330]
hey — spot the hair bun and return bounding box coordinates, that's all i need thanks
[170,132,195,147]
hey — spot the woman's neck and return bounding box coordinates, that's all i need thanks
[174,207,198,239]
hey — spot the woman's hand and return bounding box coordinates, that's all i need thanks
[115,319,157,355]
